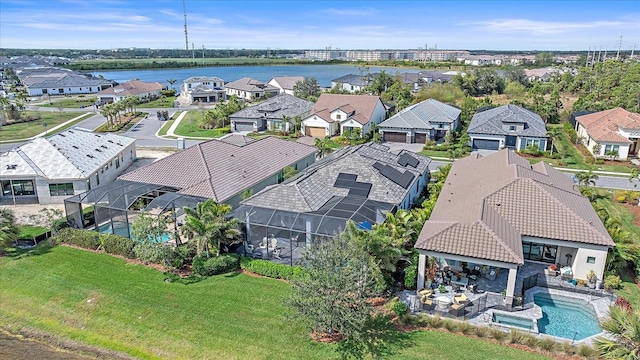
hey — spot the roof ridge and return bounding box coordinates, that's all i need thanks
[477,215,523,264]
[196,144,218,201]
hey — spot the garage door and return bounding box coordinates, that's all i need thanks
[383,131,406,142]
[234,122,254,132]
[472,139,500,150]
[306,126,326,137]
[414,133,428,144]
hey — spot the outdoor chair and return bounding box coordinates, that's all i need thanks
[450,303,466,317]
[268,238,278,252]
[272,247,282,260]
[418,288,433,297]
[454,293,469,305]
[259,237,268,249]
[420,295,434,311]
[451,283,461,292]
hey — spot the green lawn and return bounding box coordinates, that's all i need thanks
[137,96,177,108]
[17,225,48,239]
[157,119,175,137]
[173,111,230,138]
[39,96,98,108]
[0,112,90,141]
[0,245,551,360]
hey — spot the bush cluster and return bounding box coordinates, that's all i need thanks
[240,257,304,280]
[54,228,135,258]
[192,253,240,276]
[101,234,136,258]
[604,274,622,290]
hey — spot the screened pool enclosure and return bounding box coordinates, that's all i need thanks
[231,195,396,265]
[64,180,206,242]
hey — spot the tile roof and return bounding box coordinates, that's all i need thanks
[242,143,431,212]
[225,77,279,93]
[97,80,166,97]
[467,104,548,137]
[576,107,640,143]
[331,74,371,86]
[269,76,304,90]
[183,76,224,83]
[228,94,314,121]
[378,98,460,130]
[415,149,614,265]
[24,73,113,89]
[218,133,255,146]
[1,128,135,179]
[308,94,383,125]
[118,136,316,203]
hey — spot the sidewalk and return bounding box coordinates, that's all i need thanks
[157,110,219,140]
[0,112,92,144]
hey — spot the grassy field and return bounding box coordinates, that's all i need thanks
[0,112,90,141]
[157,119,175,137]
[172,111,230,138]
[40,96,98,109]
[0,245,552,360]
[17,225,48,239]
[137,97,177,108]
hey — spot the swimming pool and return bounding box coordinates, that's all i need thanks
[98,223,172,243]
[534,294,601,340]
[492,313,535,331]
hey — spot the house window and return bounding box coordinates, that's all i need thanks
[522,241,557,264]
[58,89,64,94]
[336,114,342,120]
[509,125,516,131]
[86,180,91,191]
[2,180,35,196]
[115,157,120,169]
[586,256,596,264]
[42,89,48,94]
[49,183,74,196]
[273,120,283,130]
[525,138,541,148]
[604,144,620,154]
[96,173,100,186]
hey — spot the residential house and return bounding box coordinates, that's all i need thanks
[467,104,548,151]
[414,150,615,306]
[229,93,314,132]
[330,74,372,93]
[96,80,166,104]
[267,76,304,95]
[232,143,431,264]
[301,94,387,137]
[18,67,114,96]
[179,76,226,104]
[1,128,136,205]
[225,77,280,101]
[575,107,640,160]
[378,99,461,143]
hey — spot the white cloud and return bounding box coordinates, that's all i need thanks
[466,18,629,35]
[320,7,376,16]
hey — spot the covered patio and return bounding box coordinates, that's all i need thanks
[64,180,206,243]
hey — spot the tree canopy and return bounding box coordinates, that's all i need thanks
[293,77,321,101]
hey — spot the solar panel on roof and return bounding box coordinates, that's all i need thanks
[372,162,384,171]
[397,153,419,168]
[337,173,358,181]
[375,163,415,189]
[349,188,371,197]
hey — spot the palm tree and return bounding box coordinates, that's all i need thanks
[181,200,241,257]
[314,136,334,159]
[575,170,599,187]
[0,208,20,248]
[167,79,177,92]
[595,305,640,359]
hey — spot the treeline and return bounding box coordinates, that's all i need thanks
[0,48,306,59]
[65,58,323,71]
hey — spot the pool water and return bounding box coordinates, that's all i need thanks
[534,294,601,340]
[98,223,171,243]
[492,313,535,331]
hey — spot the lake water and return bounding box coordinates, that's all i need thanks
[0,333,92,360]
[90,64,420,91]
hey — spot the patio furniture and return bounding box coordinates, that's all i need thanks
[450,303,466,316]
[468,284,478,294]
[435,296,452,310]
[268,238,278,252]
[272,247,282,260]
[454,293,469,305]
[451,276,468,288]
[484,269,497,281]
[418,288,433,297]
[451,283,461,292]
[259,237,268,249]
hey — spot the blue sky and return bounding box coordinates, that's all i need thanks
[1,0,638,51]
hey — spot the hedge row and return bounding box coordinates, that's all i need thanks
[192,253,240,276]
[54,228,136,259]
[240,257,304,280]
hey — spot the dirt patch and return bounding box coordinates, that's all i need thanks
[622,203,640,227]
[0,204,66,226]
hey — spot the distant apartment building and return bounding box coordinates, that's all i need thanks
[304,49,468,62]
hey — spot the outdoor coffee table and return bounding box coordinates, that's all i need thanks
[435,296,452,310]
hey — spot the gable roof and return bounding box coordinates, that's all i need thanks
[1,128,135,179]
[415,150,614,265]
[97,80,165,97]
[331,74,371,86]
[242,143,431,213]
[467,104,548,137]
[576,107,640,143]
[183,76,224,84]
[23,73,113,89]
[308,94,383,125]
[118,136,316,203]
[225,77,279,93]
[378,98,460,130]
[229,93,314,120]
[269,76,304,91]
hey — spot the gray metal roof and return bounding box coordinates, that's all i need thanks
[378,98,461,130]
[229,94,314,121]
[467,104,548,137]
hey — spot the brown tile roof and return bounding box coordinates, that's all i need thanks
[97,80,166,97]
[415,150,614,265]
[310,94,382,125]
[576,107,640,143]
[270,76,304,90]
[118,136,315,202]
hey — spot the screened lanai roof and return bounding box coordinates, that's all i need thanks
[232,195,395,236]
[65,180,206,213]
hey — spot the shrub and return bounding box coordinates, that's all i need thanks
[615,297,633,312]
[490,328,508,342]
[240,257,303,280]
[604,274,622,290]
[426,315,443,328]
[442,318,458,332]
[404,250,418,289]
[559,341,576,355]
[172,242,197,269]
[508,329,526,344]
[55,228,100,249]
[474,325,489,338]
[133,242,172,264]
[100,234,136,258]
[391,301,409,317]
[537,337,558,352]
[458,322,473,335]
[576,344,597,358]
[616,195,627,203]
[192,254,240,276]
[524,334,539,349]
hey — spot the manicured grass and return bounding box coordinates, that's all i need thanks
[40,96,98,108]
[17,225,48,239]
[0,245,552,360]
[137,96,177,108]
[157,119,175,137]
[173,111,230,138]
[0,112,88,140]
